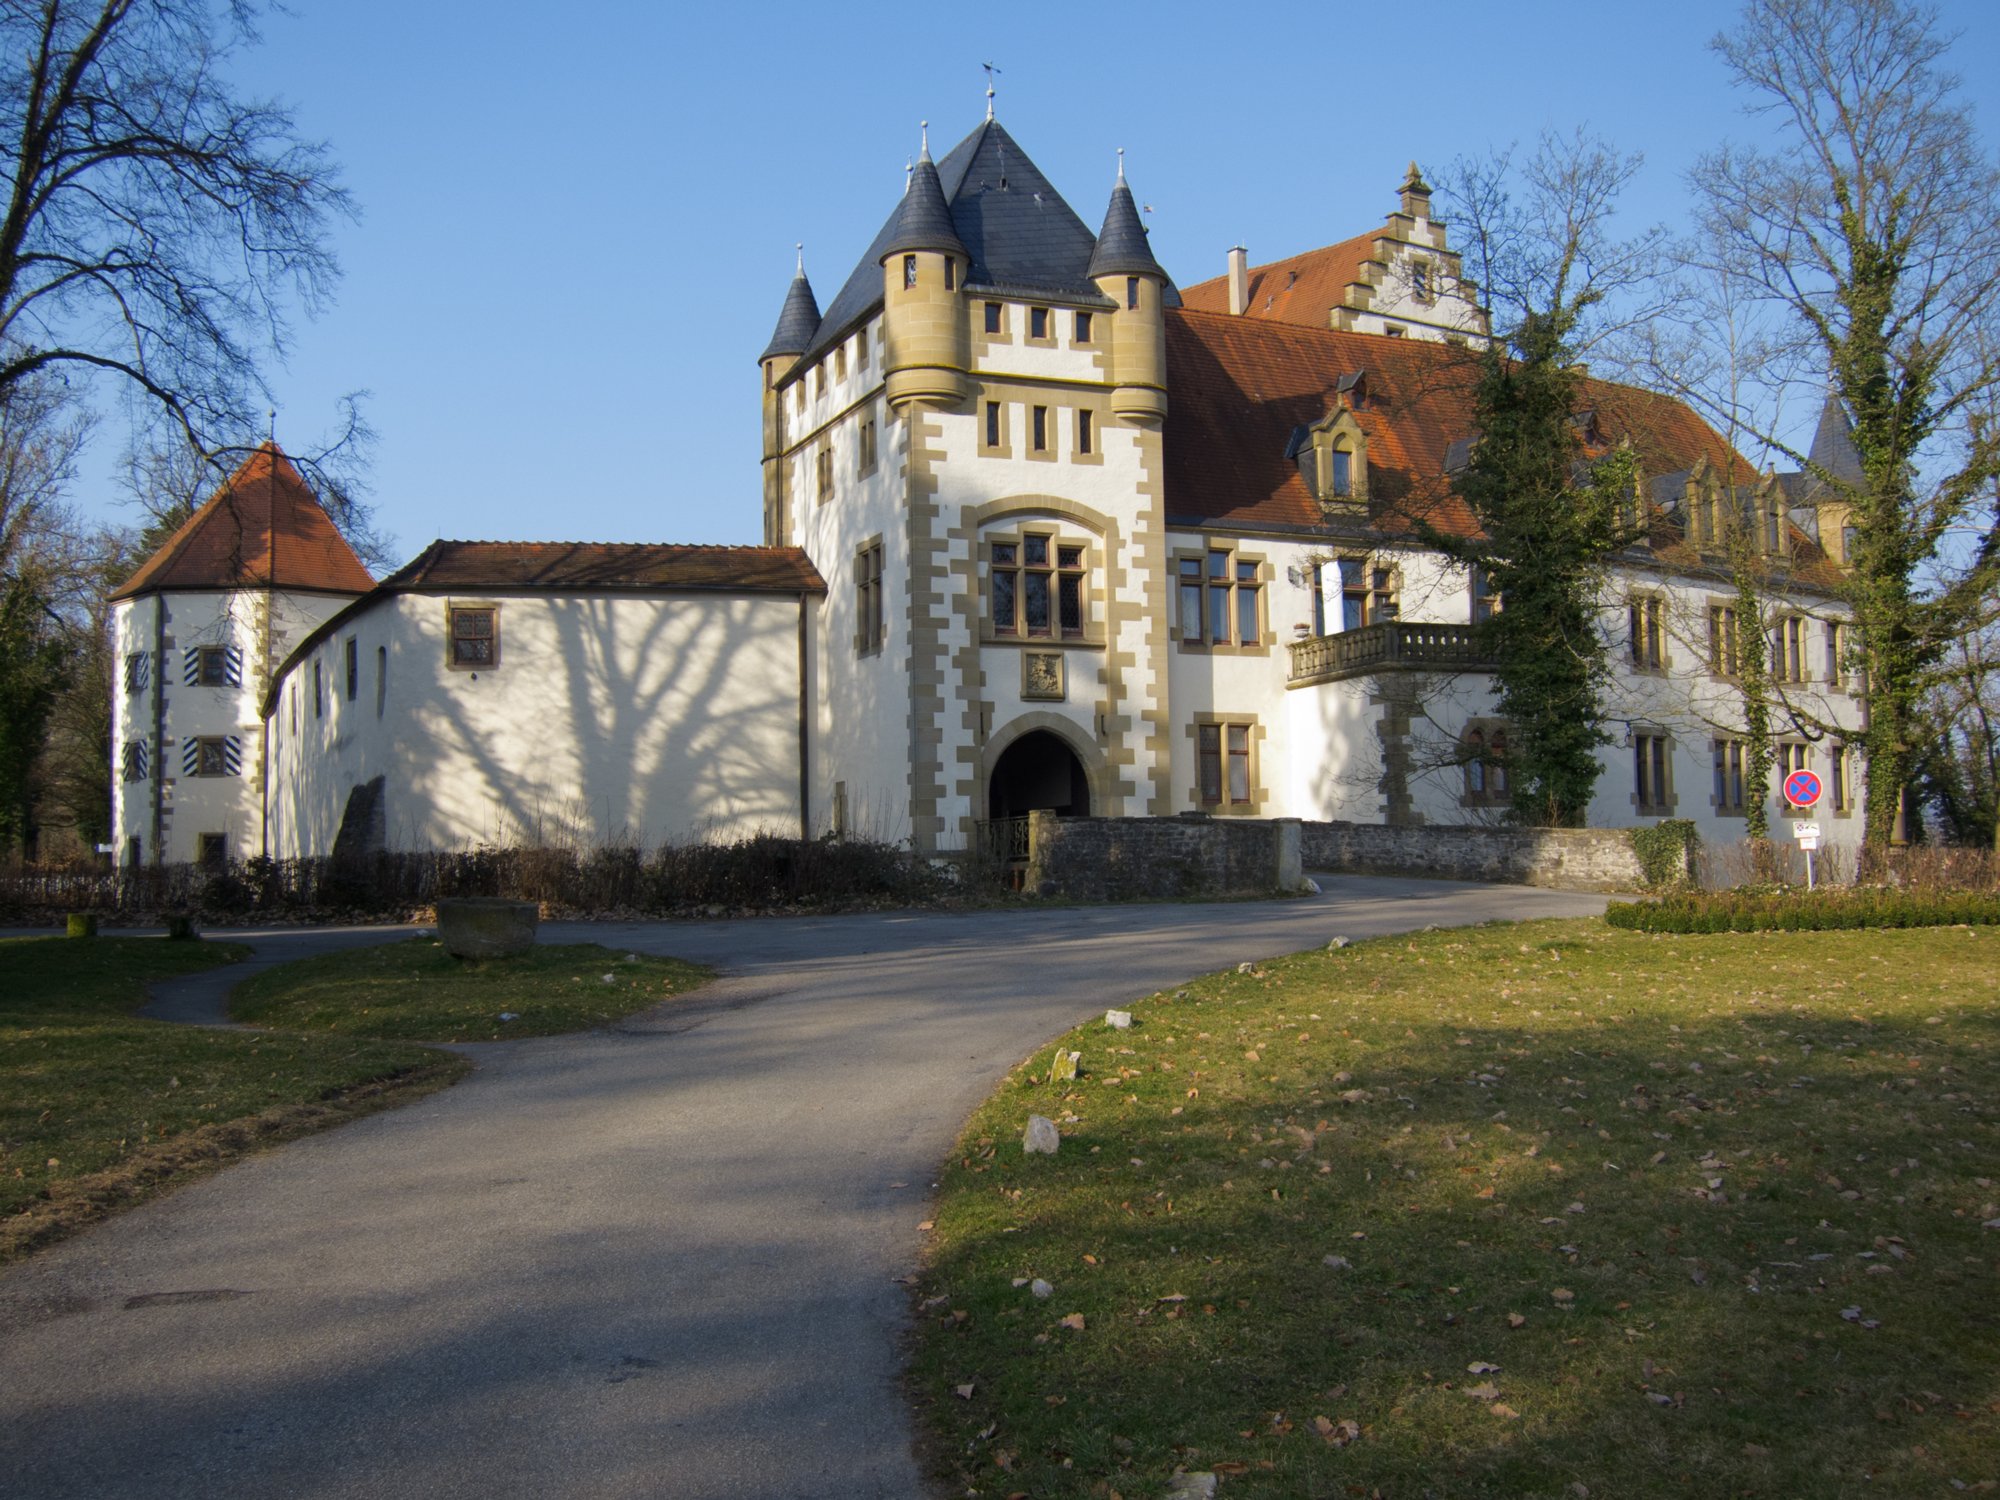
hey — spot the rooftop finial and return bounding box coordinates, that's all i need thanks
[1117,147,1126,181]
[795,242,804,275]
[982,61,1000,120]
[920,119,930,158]
[904,156,912,194]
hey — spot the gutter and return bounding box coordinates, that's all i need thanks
[797,591,811,839]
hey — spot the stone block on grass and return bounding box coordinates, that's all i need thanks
[437,897,538,960]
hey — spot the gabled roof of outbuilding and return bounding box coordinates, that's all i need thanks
[110,443,375,601]
[380,541,826,594]
[797,119,1180,366]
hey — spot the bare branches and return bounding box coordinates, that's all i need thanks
[0,1,351,448]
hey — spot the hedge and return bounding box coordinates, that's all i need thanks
[1604,886,2000,934]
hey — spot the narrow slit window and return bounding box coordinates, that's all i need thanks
[1031,405,1048,452]
[903,254,918,289]
[1076,409,1093,455]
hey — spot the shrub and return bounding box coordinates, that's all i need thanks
[1606,886,2000,933]
[1628,819,1698,887]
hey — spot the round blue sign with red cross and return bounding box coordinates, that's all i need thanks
[1784,769,1823,809]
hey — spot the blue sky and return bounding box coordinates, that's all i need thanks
[71,0,2000,565]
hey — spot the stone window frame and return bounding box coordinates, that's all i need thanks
[446,601,500,673]
[192,644,235,688]
[1026,305,1056,346]
[1626,591,1668,673]
[344,636,359,701]
[1305,408,1370,511]
[1171,541,1271,656]
[981,524,1104,649]
[833,344,848,383]
[855,536,886,657]
[977,301,1009,353]
[1711,736,1749,818]
[196,832,228,870]
[188,734,236,778]
[1460,717,1513,809]
[1771,612,1809,685]
[815,442,834,503]
[1074,407,1101,466]
[1332,553,1401,632]
[121,739,149,783]
[123,649,149,692]
[1630,726,1675,816]
[857,413,878,478]
[980,399,1009,457]
[1829,741,1856,817]
[1706,599,1741,680]
[1073,310,1095,346]
[1028,402,1054,461]
[1185,712,1268,816]
[1823,617,1850,691]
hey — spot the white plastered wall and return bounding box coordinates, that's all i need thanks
[266,588,808,857]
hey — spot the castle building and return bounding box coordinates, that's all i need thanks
[109,445,374,867]
[119,116,1869,868]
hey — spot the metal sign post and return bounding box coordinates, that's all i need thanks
[1785,768,1825,890]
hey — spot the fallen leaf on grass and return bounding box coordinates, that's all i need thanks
[954,1383,975,1399]
[1312,1415,1361,1447]
[1507,1312,1527,1329]
[1059,1313,1086,1331]
[1490,1402,1520,1418]
[1551,1288,1575,1305]
[1468,1361,1501,1374]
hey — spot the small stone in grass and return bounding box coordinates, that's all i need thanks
[1030,1278,1053,1299]
[1322,1255,1353,1271]
[1104,1009,1133,1029]
[1327,936,1349,950]
[1023,1116,1060,1155]
[498,1012,518,1022]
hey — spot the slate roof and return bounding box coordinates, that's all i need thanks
[759,269,822,362]
[882,146,968,259]
[111,443,375,601]
[379,541,826,594]
[1162,307,1777,552]
[1806,393,1864,487]
[797,119,1179,367]
[1086,175,1165,280]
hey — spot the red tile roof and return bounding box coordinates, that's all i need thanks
[1163,307,1759,548]
[111,443,376,600]
[1179,231,1381,328]
[381,541,826,594]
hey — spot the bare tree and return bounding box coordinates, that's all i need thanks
[1663,0,2000,846]
[0,1,350,450]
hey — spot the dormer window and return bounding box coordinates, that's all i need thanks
[1330,447,1353,498]
[1306,407,1369,508]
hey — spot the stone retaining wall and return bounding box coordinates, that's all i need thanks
[1301,820,1653,891]
[1022,814,1659,899]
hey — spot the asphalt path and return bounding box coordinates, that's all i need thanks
[1,875,1607,1499]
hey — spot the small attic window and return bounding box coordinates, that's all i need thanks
[944,258,957,291]
[1331,446,1354,498]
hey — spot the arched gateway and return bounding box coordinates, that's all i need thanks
[987,729,1091,819]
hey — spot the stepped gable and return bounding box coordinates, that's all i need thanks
[111,443,374,600]
[380,541,825,594]
[1180,230,1381,326]
[799,119,1179,365]
[1163,307,1751,543]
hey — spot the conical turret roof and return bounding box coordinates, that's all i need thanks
[111,443,374,601]
[1807,392,1864,488]
[759,267,821,362]
[1087,171,1165,281]
[882,141,969,260]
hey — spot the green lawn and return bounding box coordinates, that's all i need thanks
[230,937,712,1042]
[910,919,2000,1499]
[2,935,459,1261]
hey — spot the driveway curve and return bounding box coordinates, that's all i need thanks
[0,875,1606,1499]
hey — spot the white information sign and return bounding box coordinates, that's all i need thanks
[1793,821,1821,851]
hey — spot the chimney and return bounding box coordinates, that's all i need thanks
[1227,246,1248,316]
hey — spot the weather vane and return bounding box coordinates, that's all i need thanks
[982,62,1001,120]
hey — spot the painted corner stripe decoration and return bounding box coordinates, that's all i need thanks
[182,645,244,686]
[1783,769,1823,809]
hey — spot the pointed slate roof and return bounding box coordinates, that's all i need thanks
[1807,392,1864,488]
[111,443,375,601]
[1086,173,1165,280]
[797,119,1180,366]
[882,145,968,259]
[759,268,822,362]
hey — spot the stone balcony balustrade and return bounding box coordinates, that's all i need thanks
[1286,621,1501,687]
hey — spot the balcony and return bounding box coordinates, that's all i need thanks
[1286,621,1501,687]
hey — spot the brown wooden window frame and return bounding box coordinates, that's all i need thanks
[448,603,500,671]
[990,533,1088,642]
